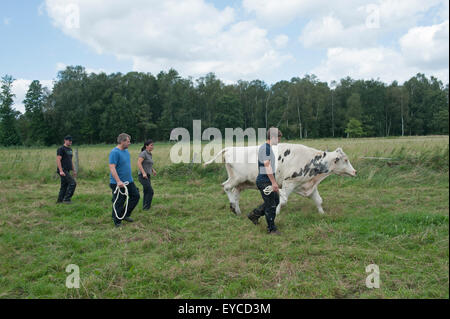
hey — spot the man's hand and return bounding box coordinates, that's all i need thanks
[152,168,157,176]
[142,173,148,179]
[118,181,125,188]
[59,170,66,177]
[272,182,279,193]
[73,171,77,177]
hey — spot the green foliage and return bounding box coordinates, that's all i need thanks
[345,118,365,137]
[1,68,449,146]
[0,75,22,146]
[22,80,49,145]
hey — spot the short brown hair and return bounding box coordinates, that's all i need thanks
[267,127,282,140]
[117,133,131,143]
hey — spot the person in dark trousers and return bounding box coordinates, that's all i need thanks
[137,139,157,211]
[56,135,77,204]
[109,133,140,228]
[247,127,282,235]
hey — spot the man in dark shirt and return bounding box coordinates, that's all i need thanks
[56,135,77,204]
[248,127,282,235]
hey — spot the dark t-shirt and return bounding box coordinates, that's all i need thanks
[57,146,73,172]
[256,143,276,184]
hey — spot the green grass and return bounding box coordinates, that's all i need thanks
[0,136,448,298]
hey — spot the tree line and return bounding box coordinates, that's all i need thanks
[0,66,448,146]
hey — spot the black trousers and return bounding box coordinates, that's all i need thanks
[57,170,77,202]
[254,180,280,232]
[110,182,140,225]
[138,174,154,210]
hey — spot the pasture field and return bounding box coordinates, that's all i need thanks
[0,136,448,298]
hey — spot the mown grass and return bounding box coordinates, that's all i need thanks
[0,136,448,298]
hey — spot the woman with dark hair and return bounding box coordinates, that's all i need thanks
[137,139,156,210]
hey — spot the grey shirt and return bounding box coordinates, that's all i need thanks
[138,150,154,176]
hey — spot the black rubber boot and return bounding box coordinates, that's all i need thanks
[247,210,261,225]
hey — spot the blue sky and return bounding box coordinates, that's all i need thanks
[1,0,448,113]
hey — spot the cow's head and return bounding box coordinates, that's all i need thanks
[332,148,357,177]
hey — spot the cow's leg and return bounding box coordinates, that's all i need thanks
[309,187,324,214]
[275,182,297,216]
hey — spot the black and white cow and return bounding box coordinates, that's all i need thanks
[203,143,357,215]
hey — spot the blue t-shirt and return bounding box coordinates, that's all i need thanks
[109,147,133,184]
[256,143,276,184]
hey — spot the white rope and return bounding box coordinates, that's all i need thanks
[263,185,274,195]
[113,181,130,220]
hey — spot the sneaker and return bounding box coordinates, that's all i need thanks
[114,223,122,228]
[62,200,72,204]
[124,217,134,222]
[268,229,281,236]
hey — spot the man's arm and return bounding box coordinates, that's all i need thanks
[109,164,124,188]
[56,155,65,176]
[264,160,279,192]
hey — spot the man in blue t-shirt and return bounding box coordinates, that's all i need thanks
[109,133,140,227]
[248,127,282,235]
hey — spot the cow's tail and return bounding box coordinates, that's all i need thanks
[203,148,227,167]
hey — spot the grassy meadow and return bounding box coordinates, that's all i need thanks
[0,136,448,298]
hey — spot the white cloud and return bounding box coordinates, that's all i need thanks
[312,47,405,83]
[12,79,54,114]
[312,43,449,85]
[42,0,448,85]
[400,20,449,70]
[299,14,378,48]
[45,0,290,82]
[243,0,323,25]
[296,0,448,50]
[296,1,449,84]
[244,0,446,28]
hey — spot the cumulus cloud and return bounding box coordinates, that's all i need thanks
[400,20,449,70]
[299,1,449,84]
[244,0,446,29]
[12,79,54,114]
[312,42,448,85]
[44,0,290,82]
[299,14,379,48]
[41,0,448,85]
[311,47,408,83]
